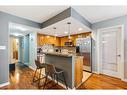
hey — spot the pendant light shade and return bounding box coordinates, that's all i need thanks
[67,22,71,40]
[53,27,57,40]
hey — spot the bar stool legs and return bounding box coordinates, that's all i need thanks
[38,69,42,88]
[55,73,68,89]
[43,73,49,89]
[33,68,38,82]
[55,74,58,85]
[42,73,68,89]
[33,60,47,88]
[34,64,68,89]
[61,72,68,89]
[33,68,46,89]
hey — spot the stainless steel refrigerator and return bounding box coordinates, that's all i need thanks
[76,37,92,72]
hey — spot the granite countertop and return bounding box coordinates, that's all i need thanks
[40,52,83,57]
[42,52,73,57]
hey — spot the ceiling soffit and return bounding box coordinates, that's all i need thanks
[41,7,92,30]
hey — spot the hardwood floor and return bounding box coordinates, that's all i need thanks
[1,63,127,89]
[78,74,127,89]
[0,63,64,89]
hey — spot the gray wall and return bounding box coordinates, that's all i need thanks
[29,32,37,69]
[42,7,71,28]
[71,8,92,29]
[42,7,92,30]
[92,15,127,79]
[1,7,127,86]
[0,11,41,85]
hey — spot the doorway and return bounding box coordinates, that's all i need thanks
[10,35,30,65]
[97,25,124,79]
[10,37,19,64]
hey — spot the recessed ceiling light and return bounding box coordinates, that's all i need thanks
[78,28,83,31]
[46,36,50,38]
[64,31,68,34]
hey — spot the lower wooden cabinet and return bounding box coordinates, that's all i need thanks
[75,57,83,87]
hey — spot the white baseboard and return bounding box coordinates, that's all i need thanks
[93,71,127,82]
[29,66,35,71]
[92,71,99,74]
[24,63,29,66]
[122,78,127,82]
[0,82,10,88]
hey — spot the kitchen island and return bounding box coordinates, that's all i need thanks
[42,52,83,89]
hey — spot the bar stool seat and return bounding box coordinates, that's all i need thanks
[55,67,64,73]
[37,64,46,68]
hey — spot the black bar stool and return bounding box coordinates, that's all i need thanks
[43,64,68,89]
[33,60,46,88]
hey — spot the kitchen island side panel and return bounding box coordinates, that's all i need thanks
[45,54,74,89]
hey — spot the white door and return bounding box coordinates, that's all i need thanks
[101,28,121,78]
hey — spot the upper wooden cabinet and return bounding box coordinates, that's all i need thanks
[37,32,91,46]
[60,32,91,46]
[37,33,60,46]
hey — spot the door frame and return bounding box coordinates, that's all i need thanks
[97,25,124,80]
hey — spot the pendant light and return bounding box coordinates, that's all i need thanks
[67,22,71,40]
[53,27,57,40]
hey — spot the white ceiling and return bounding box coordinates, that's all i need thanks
[9,17,91,37]
[0,6,69,23]
[73,6,127,23]
[0,6,127,23]
[7,6,127,37]
[38,17,91,37]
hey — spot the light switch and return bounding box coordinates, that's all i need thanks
[0,46,6,50]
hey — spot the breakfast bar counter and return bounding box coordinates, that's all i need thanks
[41,52,83,89]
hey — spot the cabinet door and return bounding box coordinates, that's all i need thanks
[75,57,83,87]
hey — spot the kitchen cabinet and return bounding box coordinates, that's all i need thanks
[37,33,60,46]
[60,32,91,46]
[75,56,83,87]
[37,32,91,47]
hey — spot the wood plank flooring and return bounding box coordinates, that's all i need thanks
[0,63,127,89]
[0,63,64,89]
[78,74,127,89]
